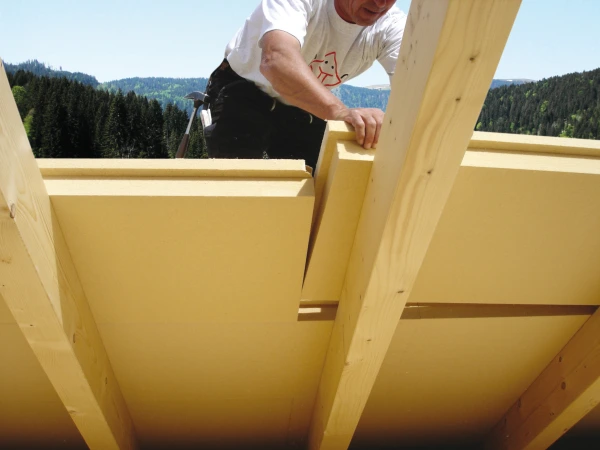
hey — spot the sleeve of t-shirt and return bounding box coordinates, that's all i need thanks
[377,11,407,83]
[257,0,313,48]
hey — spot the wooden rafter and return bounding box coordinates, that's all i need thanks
[0,59,137,449]
[485,308,600,450]
[307,1,522,449]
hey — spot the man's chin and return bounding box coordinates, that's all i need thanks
[356,8,383,26]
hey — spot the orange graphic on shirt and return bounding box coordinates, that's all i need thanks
[309,51,348,87]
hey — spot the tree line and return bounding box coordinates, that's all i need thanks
[8,70,206,159]
[100,77,209,114]
[8,63,599,161]
[476,68,600,139]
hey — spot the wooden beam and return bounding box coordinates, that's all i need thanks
[485,308,600,450]
[0,59,137,449]
[307,1,521,449]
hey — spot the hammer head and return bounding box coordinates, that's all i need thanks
[185,91,209,108]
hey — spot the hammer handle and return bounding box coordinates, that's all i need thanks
[176,134,190,159]
[176,106,200,159]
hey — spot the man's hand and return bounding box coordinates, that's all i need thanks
[334,107,384,149]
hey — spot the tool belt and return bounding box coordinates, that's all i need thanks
[205,59,315,125]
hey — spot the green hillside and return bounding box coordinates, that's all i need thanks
[99,77,209,113]
[5,60,537,115]
[477,68,600,139]
[99,76,391,112]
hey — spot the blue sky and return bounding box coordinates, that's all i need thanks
[1,0,599,86]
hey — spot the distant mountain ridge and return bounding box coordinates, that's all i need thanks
[5,60,100,87]
[332,85,390,110]
[365,79,535,91]
[99,77,209,114]
[336,79,535,109]
[490,78,535,89]
[5,60,533,113]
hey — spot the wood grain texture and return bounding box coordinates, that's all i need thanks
[307,1,521,449]
[0,59,137,449]
[0,300,87,449]
[303,141,375,302]
[485,308,600,450]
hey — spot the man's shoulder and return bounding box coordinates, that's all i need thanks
[378,5,408,30]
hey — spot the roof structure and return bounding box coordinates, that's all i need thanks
[2,1,600,449]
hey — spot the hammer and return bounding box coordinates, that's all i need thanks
[176,91,210,158]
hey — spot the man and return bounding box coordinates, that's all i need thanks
[204,0,406,169]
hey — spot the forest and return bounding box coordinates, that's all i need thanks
[476,68,600,139]
[6,61,599,160]
[8,69,206,159]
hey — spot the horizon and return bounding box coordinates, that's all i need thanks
[5,59,565,85]
[1,1,600,86]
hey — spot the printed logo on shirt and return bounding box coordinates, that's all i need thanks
[309,52,349,87]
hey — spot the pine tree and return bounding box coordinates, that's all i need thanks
[65,82,82,157]
[188,111,207,159]
[124,91,142,158]
[40,88,68,157]
[163,103,176,157]
[144,99,166,158]
[103,90,128,157]
[28,77,49,156]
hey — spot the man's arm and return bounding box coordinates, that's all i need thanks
[259,30,383,149]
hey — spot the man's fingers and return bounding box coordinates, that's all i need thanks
[373,116,383,147]
[339,108,384,149]
[363,115,377,149]
[349,113,366,146]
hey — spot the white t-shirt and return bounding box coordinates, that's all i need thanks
[224,0,406,100]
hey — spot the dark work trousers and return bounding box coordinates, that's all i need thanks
[204,60,327,170]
